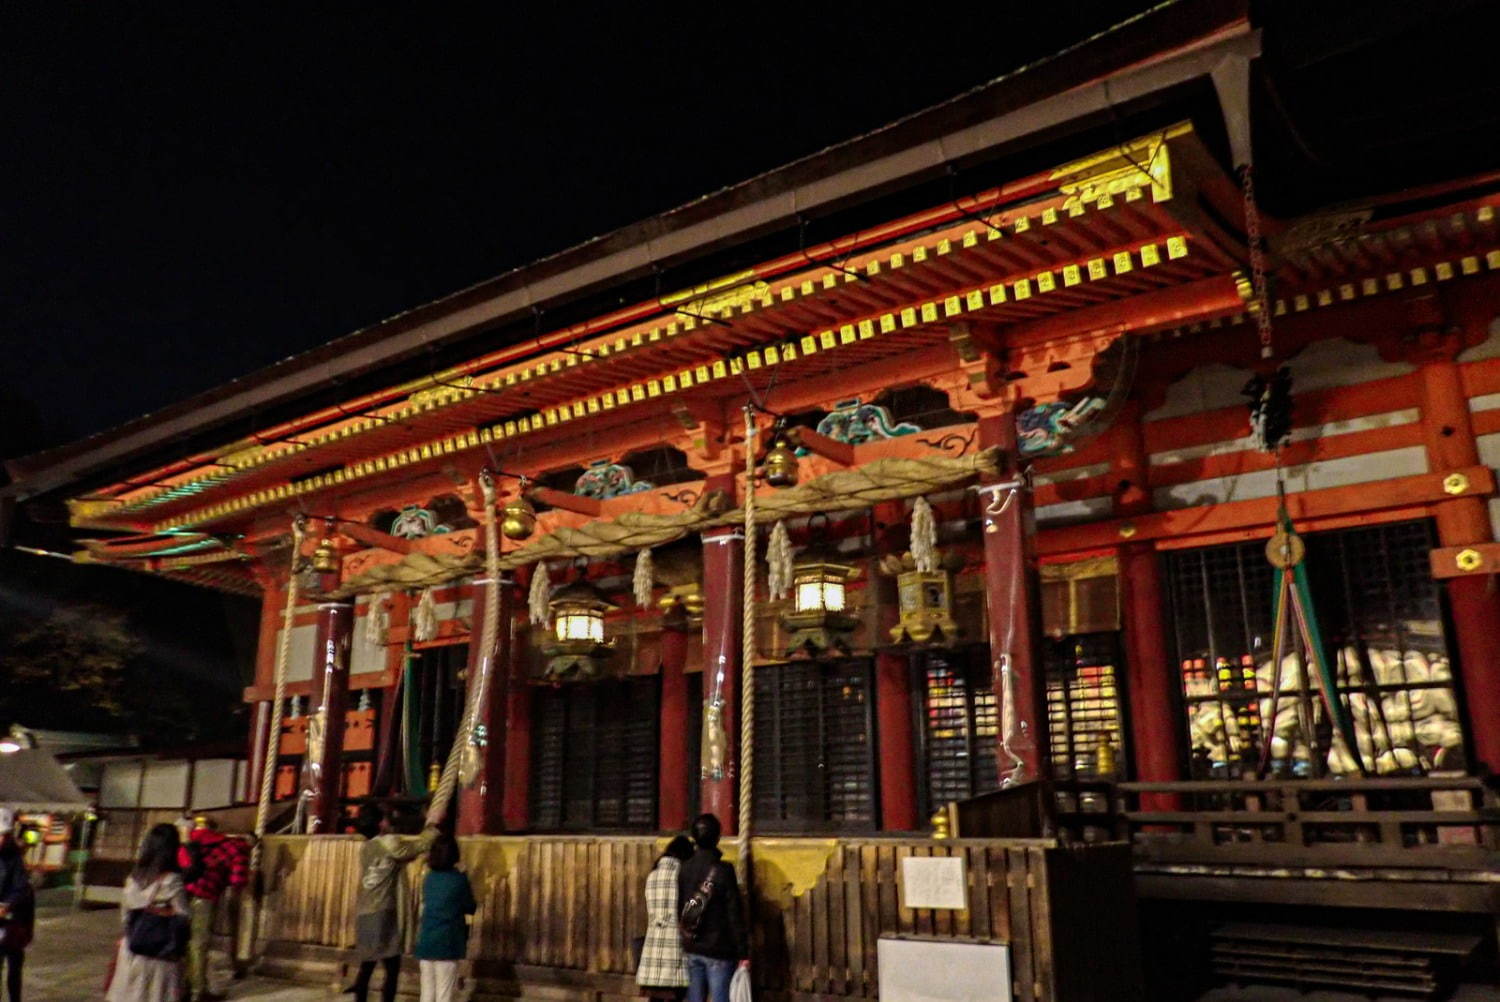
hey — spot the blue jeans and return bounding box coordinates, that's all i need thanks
[685,953,735,1002]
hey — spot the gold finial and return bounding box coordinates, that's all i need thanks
[930,808,951,840]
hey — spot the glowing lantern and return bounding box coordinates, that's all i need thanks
[782,556,859,658]
[541,582,617,680]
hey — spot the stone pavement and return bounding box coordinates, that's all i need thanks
[24,900,325,1002]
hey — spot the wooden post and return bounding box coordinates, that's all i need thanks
[458,576,514,835]
[308,590,353,834]
[977,413,1050,788]
[1112,403,1184,806]
[245,700,271,804]
[1416,350,1500,774]
[658,623,692,831]
[700,525,744,834]
[872,500,918,831]
[501,568,533,831]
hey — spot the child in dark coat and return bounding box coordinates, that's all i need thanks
[414,835,476,1002]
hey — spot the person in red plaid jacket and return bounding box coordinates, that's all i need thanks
[175,819,249,1002]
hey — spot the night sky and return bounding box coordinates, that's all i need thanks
[2,3,1158,455]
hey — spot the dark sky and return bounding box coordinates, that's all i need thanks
[2,3,1159,456]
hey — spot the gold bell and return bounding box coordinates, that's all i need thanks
[763,436,800,488]
[501,494,537,540]
[310,537,340,575]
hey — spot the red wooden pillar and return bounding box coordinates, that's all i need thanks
[1417,354,1500,773]
[1112,404,1184,796]
[458,576,514,835]
[501,568,533,831]
[872,500,918,831]
[977,413,1049,786]
[245,581,285,804]
[308,589,353,833]
[245,700,271,804]
[658,624,692,831]
[700,526,744,834]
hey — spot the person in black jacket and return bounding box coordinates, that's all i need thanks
[676,814,747,1002]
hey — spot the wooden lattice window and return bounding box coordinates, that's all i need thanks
[1044,632,1128,780]
[914,646,998,815]
[1165,519,1463,779]
[530,677,659,831]
[752,659,877,832]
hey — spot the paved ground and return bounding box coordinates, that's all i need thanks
[24,896,325,1001]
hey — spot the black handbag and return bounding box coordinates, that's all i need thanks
[125,880,190,960]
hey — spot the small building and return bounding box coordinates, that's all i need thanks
[6,4,1500,999]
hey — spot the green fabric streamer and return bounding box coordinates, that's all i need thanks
[401,647,427,798]
[1292,560,1361,763]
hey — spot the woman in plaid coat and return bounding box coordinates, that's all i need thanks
[635,836,694,997]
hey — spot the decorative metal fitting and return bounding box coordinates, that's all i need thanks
[1444,472,1471,496]
[1456,548,1484,572]
[1118,522,1138,539]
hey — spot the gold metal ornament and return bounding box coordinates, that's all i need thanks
[930,808,951,840]
[310,537,340,575]
[1456,548,1484,572]
[1443,472,1471,496]
[1118,522,1138,539]
[501,494,537,540]
[763,436,800,488]
[1266,528,1305,569]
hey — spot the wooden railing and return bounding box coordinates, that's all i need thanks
[256,834,1139,1002]
[1117,776,1500,871]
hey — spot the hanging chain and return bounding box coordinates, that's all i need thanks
[1240,164,1275,360]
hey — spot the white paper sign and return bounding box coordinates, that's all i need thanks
[900,855,968,910]
[878,937,1011,1002]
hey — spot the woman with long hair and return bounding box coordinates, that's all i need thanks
[414,834,476,1002]
[635,835,695,1000]
[0,834,33,1002]
[107,823,189,1002]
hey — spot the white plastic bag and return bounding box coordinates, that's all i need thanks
[730,963,752,1002]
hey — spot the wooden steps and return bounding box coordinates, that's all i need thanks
[1209,923,1481,999]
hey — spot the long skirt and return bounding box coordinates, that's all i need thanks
[105,938,181,1002]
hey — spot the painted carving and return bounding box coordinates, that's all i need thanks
[1017,397,1107,456]
[815,399,919,445]
[575,460,654,499]
[389,506,451,539]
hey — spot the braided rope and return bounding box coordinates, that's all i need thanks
[735,406,757,889]
[427,471,502,825]
[251,516,306,875]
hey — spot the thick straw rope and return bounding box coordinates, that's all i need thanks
[427,471,502,825]
[735,406,757,888]
[251,516,307,875]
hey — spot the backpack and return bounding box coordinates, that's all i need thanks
[679,867,718,939]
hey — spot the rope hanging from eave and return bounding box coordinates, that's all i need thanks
[426,470,502,825]
[735,405,758,892]
[251,516,306,875]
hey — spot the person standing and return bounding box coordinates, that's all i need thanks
[177,818,250,1002]
[413,835,475,1002]
[676,815,748,1002]
[107,823,190,1002]
[348,804,436,1002]
[636,835,693,1000]
[0,834,33,1002]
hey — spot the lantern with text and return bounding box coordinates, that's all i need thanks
[541,581,616,681]
[782,555,859,658]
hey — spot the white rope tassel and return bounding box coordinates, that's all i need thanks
[767,520,793,601]
[362,594,390,651]
[528,561,552,626]
[633,547,654,609]
[911,495,938,573]
[412,587,439,643]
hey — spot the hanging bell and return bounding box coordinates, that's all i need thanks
[501,494,537,540]
[310,537,340,575]
[763,436,800,488]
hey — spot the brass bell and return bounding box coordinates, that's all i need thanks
[310,537,340,575]
[763,436,799,488]
[501,494,537,540]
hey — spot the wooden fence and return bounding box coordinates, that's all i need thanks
[257,834,1138,1002]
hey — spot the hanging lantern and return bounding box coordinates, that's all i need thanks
[781,524,859,658]
[763,434,800,488]
[501,493,537,540]
[541,580,617,681]
[889,555,961,646]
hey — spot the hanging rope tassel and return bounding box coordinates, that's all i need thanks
[767,520,793,601]
[363,594,390,652]
[412,587,439,643]
[736,405,758,892]
[911,495,937,572]
[633,547,655,609]
[427,470,503,825]
[528,560,552,626]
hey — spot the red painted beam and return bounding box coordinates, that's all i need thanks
[528,486,602,518]
[338,521,416,555]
